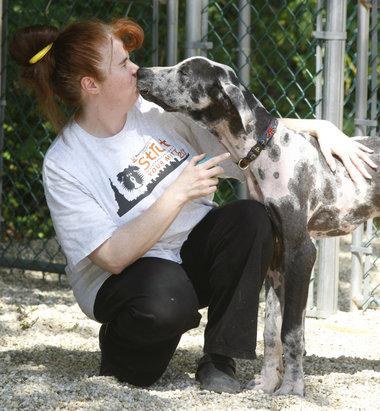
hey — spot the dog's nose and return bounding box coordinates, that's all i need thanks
[136,68,148,80]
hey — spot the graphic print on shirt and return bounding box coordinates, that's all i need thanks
[110,137,189,216]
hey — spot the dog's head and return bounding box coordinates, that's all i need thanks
[137,57,270,137]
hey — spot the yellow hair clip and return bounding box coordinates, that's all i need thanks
[29,43,53,64]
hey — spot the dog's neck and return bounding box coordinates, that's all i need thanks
[210,115,283,164]
[211,121,254,161]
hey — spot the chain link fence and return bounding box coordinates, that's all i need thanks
[0,0,379,312]
[349,0,380,311]
[1,0,157,276]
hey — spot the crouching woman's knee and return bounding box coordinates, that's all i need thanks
[114,285,201,344]
[145,294,202,340]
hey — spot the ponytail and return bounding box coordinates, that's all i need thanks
[9,25,64,132]
[9,18,144,133]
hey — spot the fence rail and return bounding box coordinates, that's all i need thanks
[0,0,379,316]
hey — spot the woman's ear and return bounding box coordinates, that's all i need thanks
[80,76,100,95]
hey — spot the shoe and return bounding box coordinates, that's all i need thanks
[195,353,241,394]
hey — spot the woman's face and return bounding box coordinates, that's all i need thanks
[97,36,140,111]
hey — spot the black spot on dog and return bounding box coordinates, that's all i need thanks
[307,206,341,232]
[288,161,315,207]
[309,188,320,211]
[322,179,336,204]
[325,228,349,236]
[268,196,316,271]
[372,193,380,208]
[228,71,241,86]
[265,338,276,348]
[189,100,223,125]
[281,133,290,146]
[190,95,247,138]
[258,168,265,180]
[190,89,200,103]
[228,114,246,136]
[348,204,373,222]
[273,172,279,179]
[253,107,273,137]
[268,144,281,162]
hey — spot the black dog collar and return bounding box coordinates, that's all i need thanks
[238,118,278,170]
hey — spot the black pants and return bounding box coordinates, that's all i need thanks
[93,199,273,386]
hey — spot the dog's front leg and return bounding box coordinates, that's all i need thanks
[274,237,316,396]
[247,269,284,393]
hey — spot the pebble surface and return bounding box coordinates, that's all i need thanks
[1,235,379,410]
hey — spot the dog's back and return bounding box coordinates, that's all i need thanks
[251,124,380,239]
[294,133,380,237]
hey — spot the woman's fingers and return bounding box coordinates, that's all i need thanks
[354,148,378,170]
[203,165,225,178]
[196,152,230,169]
[190,153,207,165]
[320,145,337,172]
[205,178,219,187]
[349,153,372,180]
[353,141,374,154]
[341,155,365,186]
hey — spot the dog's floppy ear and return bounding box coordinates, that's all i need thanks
[219,82,254,134]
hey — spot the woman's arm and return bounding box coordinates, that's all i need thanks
[89,187,185,274]
[89,152,229,274]
[278,118,377,185]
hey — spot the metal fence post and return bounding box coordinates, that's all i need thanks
[316,0,347,318]
[350,0,370,310]
[235,0,251,200]
[200,0,209,58]
[185,0,211,58]
[307,0,324,316]
[185,0,202,58]
[167,0,178,65]
[363,0,379,309]
[152,0,159,65]
[0,0,6,231]
[368,0,378,141]
[237,0,251,88]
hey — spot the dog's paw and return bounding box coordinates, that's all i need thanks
[273,379,304,397]
[246,374,281,394]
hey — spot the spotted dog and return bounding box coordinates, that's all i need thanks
[137,57,380,396]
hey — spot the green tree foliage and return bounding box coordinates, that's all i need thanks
[2,0,372,244]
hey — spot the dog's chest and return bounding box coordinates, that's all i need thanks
[251,132,318,202]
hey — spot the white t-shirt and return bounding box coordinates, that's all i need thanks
[42,97,239,321]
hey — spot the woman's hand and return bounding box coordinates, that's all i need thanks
[279,118,377,185]
[312,120,377,185]
[167,152,230,205]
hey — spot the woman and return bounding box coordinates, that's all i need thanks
[9,18,376,393]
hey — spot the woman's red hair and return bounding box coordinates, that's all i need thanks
[9,18,144,132]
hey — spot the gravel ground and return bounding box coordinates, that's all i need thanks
[1,235,379,410]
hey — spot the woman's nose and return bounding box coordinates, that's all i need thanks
[131,62,140,75]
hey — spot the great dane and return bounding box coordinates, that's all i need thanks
[136,57,380,396]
